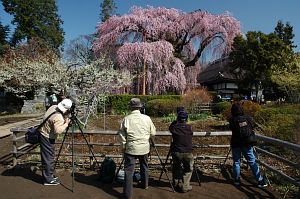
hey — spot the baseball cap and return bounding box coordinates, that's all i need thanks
[57,99,73,113]
[129,98,143,108]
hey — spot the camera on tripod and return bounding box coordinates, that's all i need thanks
[140,102,146,114]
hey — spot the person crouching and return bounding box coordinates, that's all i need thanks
[169,110,194,193]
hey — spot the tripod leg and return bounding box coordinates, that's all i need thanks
[193,164,201,186]
[158,148,171,183]
[71,124,75,192]
[112,157,125,185]
[54,125,70,170]
[222,148,232,167]
[74,116,101,167]
[150,138,175,192]
[218,148,231,179]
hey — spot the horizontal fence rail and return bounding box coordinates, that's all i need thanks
[254,134,300,187]
[10,127,300,189]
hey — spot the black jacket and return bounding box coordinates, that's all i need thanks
[229,115,255,148]
[169,121,193,153]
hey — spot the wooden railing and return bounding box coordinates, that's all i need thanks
[10,128,300,191]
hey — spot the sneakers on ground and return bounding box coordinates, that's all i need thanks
[52,175,59,182]
[234,178,241,186]
[258,179,267,188]
[44,179,60,186]
[182,185,192,193]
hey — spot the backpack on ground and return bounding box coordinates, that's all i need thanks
[235,115,257,146]
[99,157,116,183]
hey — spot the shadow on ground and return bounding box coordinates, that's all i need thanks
[1,163,43,184]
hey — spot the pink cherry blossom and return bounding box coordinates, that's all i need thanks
[93,6,241,94]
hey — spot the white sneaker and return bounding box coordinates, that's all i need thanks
[44,180,60,186]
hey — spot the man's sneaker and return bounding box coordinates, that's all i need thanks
[44,180,60,186]
[234,178,241,186]
[182,185,192,193]
[258,179,267,188]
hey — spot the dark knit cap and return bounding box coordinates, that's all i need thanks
[177,111,188,120]
[176,106,185,113]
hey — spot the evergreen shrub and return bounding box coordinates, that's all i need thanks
[106,95,181,115]
[147,99,180,116]
[254,105,300,141]
[212,101,231,115]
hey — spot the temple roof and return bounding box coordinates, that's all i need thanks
[198,57,237,84]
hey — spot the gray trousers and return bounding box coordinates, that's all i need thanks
[124,153,149,199]
[40,134,55,183]
[172,152,194,191]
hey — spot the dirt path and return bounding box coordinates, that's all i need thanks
[0,116,283,199]
[0,164,282,199]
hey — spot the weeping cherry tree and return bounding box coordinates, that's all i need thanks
[93,6,241,94]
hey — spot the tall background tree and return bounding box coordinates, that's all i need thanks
[271,53,300,103]
[0,19,9,54]
[93,6,241,95]
[1,0,64,52]
[100,0,117,22]
[65,34,95,64]
[274,20,296,50]
[229,21,297,101]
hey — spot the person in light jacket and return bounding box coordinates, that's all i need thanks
[118,98,156,199]
[39,99,72,185]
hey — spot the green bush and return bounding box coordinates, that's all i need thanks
[105,95,181,115]
[222,100,261,120]
[147,99,180,116]
[254,105,300,141]
[212,101,231,115]
[161,113,177,123]
[189,112,210,121]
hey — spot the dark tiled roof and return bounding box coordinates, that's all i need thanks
[198,57,237,84]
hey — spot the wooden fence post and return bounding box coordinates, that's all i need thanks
[12,131,17,166]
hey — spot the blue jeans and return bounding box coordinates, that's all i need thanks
[232,147,263,182]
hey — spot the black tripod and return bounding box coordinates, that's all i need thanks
[113,138,175,192]
[158,147,201,187]
[218,148,231,179]
[54,107,100,192]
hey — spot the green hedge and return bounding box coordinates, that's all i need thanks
[211,101,232,115]
[254,104,300,141]
[147,99,180,116]
[106,94,181,115]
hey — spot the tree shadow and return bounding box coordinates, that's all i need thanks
[1,163,42,184]
[150,174,176,192]
[217,164,278,199]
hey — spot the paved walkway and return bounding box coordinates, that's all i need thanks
[0,117,42,138]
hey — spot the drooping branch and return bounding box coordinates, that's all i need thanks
[185,34,225,67]
[93,6,241,94]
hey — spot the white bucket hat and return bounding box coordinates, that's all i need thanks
[57,99,72,113]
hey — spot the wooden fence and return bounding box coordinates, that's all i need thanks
[10,128,300,191]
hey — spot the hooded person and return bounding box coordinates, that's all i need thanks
[39,99,72,185]
[229,103,267,188]
[169,110,194,193]
[118,98,156,199]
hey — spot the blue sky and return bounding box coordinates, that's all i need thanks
[0,0,299,52]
